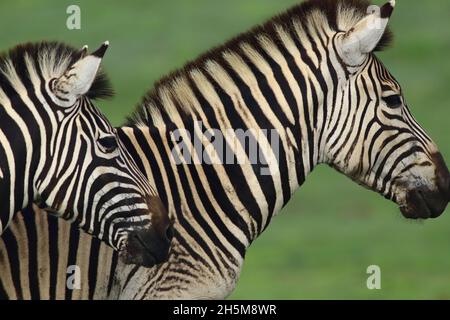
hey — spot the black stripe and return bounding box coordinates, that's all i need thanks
[188,79,253,241]
[106,251,119,298]
[0,227,22,299]
[272,36,315,171]
[88,235,102,299]
[253,42,306,186]
[203,70,263,234]
[219,58,278,230]
[65,222,81,300]
[238,49,293,213]
[22,207,40,300]
[151,127,216,271]
[48,211,59,300]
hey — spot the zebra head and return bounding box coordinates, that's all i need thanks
[326,0,450,219]
[0,41,172,266]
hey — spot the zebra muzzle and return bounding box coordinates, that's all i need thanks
[399,152,450,219]
[400,188,448,220]
[121,225,173,267]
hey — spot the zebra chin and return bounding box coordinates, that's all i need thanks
[119,226,173,268]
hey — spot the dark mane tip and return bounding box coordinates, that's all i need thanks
[127,0,394,126]
[0,41,114,101]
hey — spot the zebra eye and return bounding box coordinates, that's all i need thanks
[98,135,118,153]
[382,95,403,108]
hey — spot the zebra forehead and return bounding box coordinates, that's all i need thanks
[126,0,393,127]
[0,41,114,102]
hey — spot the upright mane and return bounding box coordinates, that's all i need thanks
[126,0,393,127]
[0,41,113,102]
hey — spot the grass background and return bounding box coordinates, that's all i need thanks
[1,0,450,299]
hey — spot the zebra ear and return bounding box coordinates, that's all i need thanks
[338,1,395,66]
[51,41,109,107]
[78,45,89,59]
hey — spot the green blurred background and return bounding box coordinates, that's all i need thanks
[1,0,450,299]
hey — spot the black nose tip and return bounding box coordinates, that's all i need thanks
[431,153,450,200]
[123,227,171,267]
[438,173,450,201]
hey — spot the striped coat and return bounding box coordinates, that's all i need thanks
[1,0,449,299]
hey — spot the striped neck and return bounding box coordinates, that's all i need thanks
[120,18,357,247]
[122,40,351,245]
[119,104,324,245]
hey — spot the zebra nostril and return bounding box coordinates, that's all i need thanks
[165,225,174,241]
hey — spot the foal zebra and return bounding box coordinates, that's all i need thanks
[1,0,449,299]
[0,41,172,267]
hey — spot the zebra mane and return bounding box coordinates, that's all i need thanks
[0,41,114,101]
[126,0,393,126]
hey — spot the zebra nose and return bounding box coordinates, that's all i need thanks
[123,227,172,267]
[436,171,450,200]
[431,153,450,200]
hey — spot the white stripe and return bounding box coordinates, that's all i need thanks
[223,50,285,214]
[190,69,257,239]
[0,129,15,229]
[0,85,33,209]
[205,60,270,230]
[24,55,58,171]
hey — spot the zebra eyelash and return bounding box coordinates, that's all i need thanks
[382,95,403,108]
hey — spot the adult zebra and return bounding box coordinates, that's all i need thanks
[0,41,172,267]
[1,0,450,299]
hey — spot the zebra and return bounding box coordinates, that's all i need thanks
[0,41,172,267]
[1,0,449,299]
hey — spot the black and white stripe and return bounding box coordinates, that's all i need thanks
[1,0,449,299]
[0,41,171,267]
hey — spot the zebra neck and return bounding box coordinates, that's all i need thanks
[0,111,37,223]
[0,74,56,220]
[119,116,320,245]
